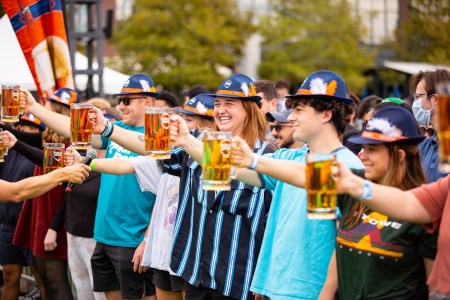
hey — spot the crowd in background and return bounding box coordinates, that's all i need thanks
[0,67,449,300]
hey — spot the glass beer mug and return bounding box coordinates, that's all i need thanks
[70,103,95,149]
[437,82,450,173]
[1,85,21,122]
[0,129,9,163]
[201,131,232,191]
[305,153,337,220]
[43,143,65,174]
[145,107,171,159]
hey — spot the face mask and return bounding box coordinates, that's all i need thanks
[412,98,433,125]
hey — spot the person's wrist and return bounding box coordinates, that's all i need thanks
[248,153,260,170]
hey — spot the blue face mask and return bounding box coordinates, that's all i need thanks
[412,98,434,125]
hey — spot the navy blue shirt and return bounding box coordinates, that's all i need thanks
[0,150,36,228]
[163,133,276,300]
[419,133,447,183]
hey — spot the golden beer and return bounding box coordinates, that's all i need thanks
[70,103,94,149]
[0,129,7,163]
[43,143,65,174]
[145,107,171,159]
[437,92,450,173]
[305,153,337,220]
[1,85,20,122]
[201,131,232,191]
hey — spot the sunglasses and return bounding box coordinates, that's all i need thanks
[117,96,145,106]
[270,124,293,132]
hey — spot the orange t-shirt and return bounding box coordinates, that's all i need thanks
[412,175,450,295]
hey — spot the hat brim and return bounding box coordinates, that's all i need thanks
[265,112,288,123]
[44,97,71,107]
[19,119,45,131]
[172,108,214,117]
[112,91,160,97]
[207,93,261,103]
[348,134,425,145]
[286,94,353,105]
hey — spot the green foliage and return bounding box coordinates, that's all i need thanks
[112,0,254,91]
[258,0,375,93]
[393,0,449,64]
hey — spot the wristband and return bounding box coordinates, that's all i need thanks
[143,236,147,242]
[100,120,109,135]
[101,120,114,138]
[90,160,96,171]
[249,154,260,170]
[357,180,373,201]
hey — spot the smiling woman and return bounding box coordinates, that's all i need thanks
[162,73,278,299]
[336,106,437,300]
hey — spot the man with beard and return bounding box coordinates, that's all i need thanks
[266,109,304,149]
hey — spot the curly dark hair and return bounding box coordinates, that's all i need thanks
[285,97,347,135]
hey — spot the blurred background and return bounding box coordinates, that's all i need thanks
[0,0,449,100]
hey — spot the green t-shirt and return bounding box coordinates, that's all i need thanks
[336,196,438,299]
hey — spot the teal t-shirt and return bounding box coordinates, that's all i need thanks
[250,146,364,299]
[94,121,156,247]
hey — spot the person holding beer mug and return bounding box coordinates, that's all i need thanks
[164,74,277,299]
[233,105,439,299]
[229,71,364,299]
[64,93,216,300]
[5,88,76,299]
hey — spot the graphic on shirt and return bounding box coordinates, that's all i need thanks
[108,141,132,158]
[337,211,404,258]
[163,176,180,230]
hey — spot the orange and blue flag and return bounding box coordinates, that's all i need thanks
[1,0,74,101]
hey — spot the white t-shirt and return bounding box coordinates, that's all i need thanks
[130,156,180,273]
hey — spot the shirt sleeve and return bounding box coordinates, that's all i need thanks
[411,175,449,233]
[130,156,160,193]
[12,140,44,166]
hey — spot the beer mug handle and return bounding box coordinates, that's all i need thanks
[13,89,23,114]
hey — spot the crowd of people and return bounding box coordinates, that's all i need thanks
[0,67,449,300]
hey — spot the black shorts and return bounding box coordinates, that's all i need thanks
[184,282,236,300]
[91,242,155,298]
[152,268,185,292]
[0,229,35,265]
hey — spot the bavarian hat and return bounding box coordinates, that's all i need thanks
[208,73,261,103]
[19,114,46,131]
[113,74,159,97]
[286,70,353,104]
[173,94,214,117]
[349,106,425,145]
[45,88,79,107]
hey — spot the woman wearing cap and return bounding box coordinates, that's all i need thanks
[64,93,216,300]
[332,106,437,299]
[5,88,78,299]
[165,74,277,299]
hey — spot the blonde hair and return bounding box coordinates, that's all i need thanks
[42,101,70,144]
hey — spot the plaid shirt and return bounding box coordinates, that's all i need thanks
[163,132,275,300]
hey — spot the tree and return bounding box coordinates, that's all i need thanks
[258,0,375,93]
[393,0,449,64]
[112,0,254,91]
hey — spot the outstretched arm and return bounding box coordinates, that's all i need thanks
[335,161,432,223]
[91,107,145,155]
[65,147,135,175]
[231,136,306,188]
[169,114,203,163]
[21,89,103,148]
[0,164,90,202]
